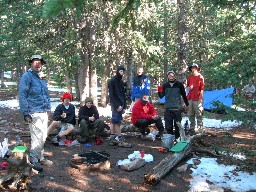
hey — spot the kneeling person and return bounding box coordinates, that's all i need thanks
[48,92,76,144]
[78,97,104,143]
[131,94,164,139]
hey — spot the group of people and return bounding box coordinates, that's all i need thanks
[18,54,205,172]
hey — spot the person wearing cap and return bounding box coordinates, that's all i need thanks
[78,97,104,144]
[47,92,76,145]
[186,63,205,134]
[129,66,150,111]
[158,70,189,140]
[19,54,51,172]
[107,65,127,143]
[131,94,164,139]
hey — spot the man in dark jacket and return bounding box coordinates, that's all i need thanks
[47,92,76,145]
[108,66,126,142]
[158,70,189,140]
[78,97,104,144]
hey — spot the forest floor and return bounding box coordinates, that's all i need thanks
[0,89,255,192]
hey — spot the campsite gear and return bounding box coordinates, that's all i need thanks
[85,143,92,147]
[184,120,189,135]
[170,141,188,152]
[161,134,175,149]
[158,147,168,153]
[12,146,27,153]
[95,137,103,145]
[15,135,23,146]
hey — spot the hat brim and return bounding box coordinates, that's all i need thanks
[189,66,201,72]
[29,59,46,65]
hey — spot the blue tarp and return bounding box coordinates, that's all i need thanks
[158,87,235,110]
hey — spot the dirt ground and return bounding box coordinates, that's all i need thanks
[0,90,255,192]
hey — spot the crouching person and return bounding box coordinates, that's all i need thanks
[47,92,76,145]
[131,94,164,139]
[78,97,104,144]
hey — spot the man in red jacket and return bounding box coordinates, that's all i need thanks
[131,94,164,139]
[186,63,204,134]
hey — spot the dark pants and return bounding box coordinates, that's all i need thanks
[135,117,164,135]
[164,109,182,139]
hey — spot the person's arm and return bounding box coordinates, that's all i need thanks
[180,82,189,106]
[93,106,100,119]
[18,73,30,116]
[144,76,151,96]
[53,104,63,121]
[199,75,205,102]
[78,106,90,122]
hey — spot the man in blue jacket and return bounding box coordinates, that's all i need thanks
[130,67,150,111]
[19,54,51,172]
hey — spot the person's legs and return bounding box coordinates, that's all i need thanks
[30,112,48,171]
[172,110,182,139]
[91,119,105,138]
[188,100,196,130]
[58,123,75,138]
[79,119,90,142]
[164,109,174,134]
[195,101,204,132]
[154,117,164,135]
[111,110,122,137]
[135,119,150,136]
[47,121,60,136]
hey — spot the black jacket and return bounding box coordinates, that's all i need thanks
[108,74,126,110]
[158,80,188,110]
[53,103,76,125]
[78,105,99,124]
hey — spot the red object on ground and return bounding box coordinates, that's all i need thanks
[158,147,168,153]
[95,137,103,145]
[140,150,145,158]
[1,162,8,170]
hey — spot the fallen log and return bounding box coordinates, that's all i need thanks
[0,149,32,190]
[144,133,220,185]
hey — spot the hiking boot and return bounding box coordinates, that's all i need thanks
[31,161,43,172]
[40,159,53,166]
[115,136,123,142]
[140,135,147,140]
[106,134,116,140]
[52,135,61,145]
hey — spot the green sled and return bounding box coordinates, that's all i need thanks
[170,141,188,152]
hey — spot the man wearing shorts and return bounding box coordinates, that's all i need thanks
[47,92,76,145]
[108,66,126,142]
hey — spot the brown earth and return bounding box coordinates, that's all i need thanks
[0,89,255,192]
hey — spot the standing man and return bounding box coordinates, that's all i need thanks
[186,63,205,134]
[130,67,150,111]
[108,66,127,142]
[19,55,52,172]
[158,70,189,140]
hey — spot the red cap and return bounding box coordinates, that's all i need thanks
[61,92,72,102]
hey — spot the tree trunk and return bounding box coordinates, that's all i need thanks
[177,0,187,82]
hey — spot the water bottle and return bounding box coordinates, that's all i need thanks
[15,135,23,146]
[184,120,189,135]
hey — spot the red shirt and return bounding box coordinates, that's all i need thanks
[186,74,204,101]
[131,100,157,125]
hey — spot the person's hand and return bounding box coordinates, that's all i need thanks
[152,115,159,120]
[24,115,32,123]
[61,112,66,118]
[89,116,95,121]
[117,106,123,112]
